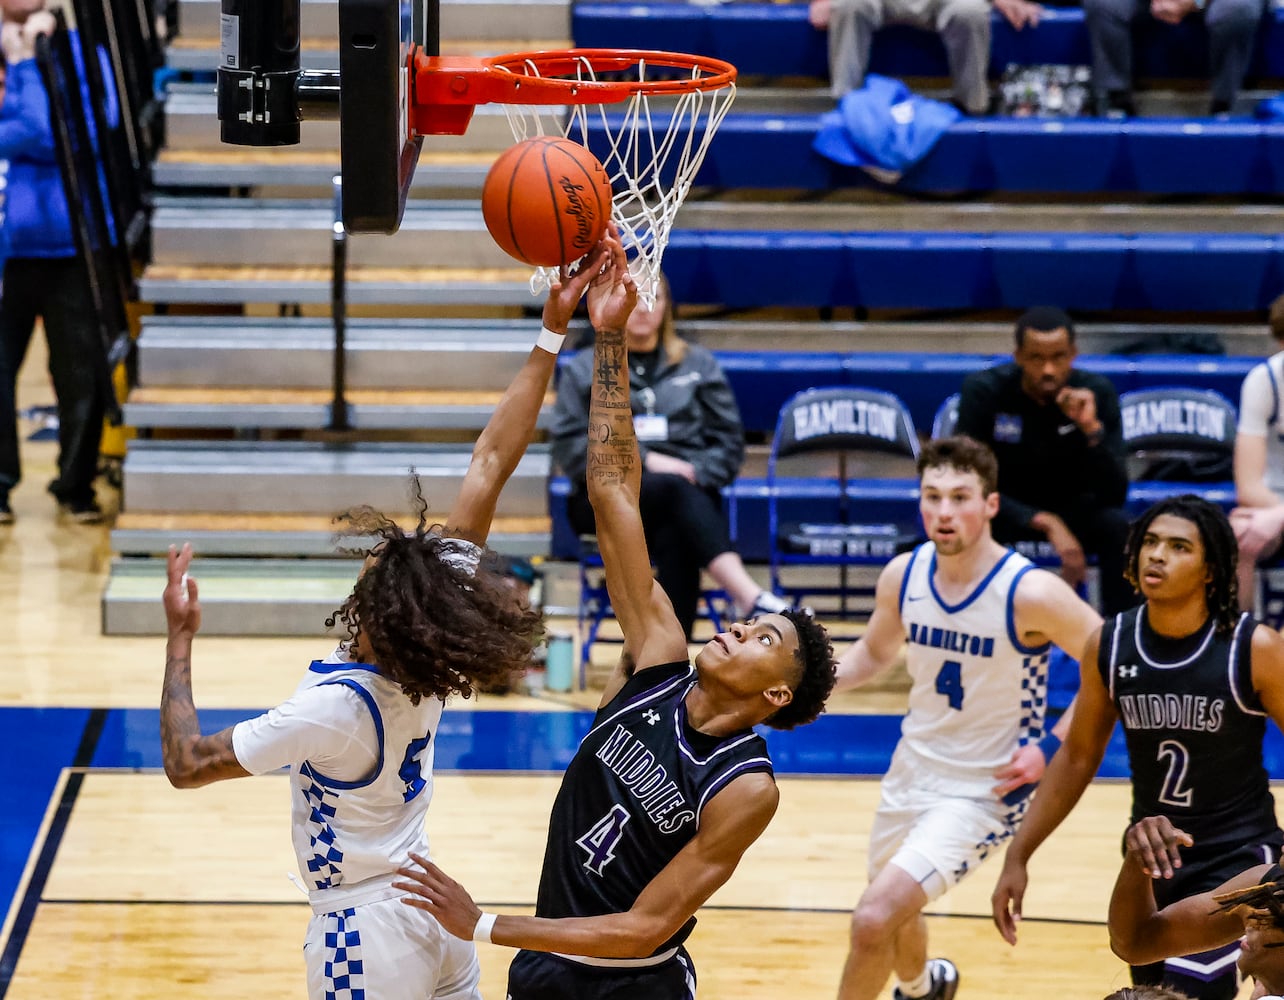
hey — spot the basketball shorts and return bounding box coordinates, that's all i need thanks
[1131,829,1284,1000]
[507,946,697,1000]
[867,744,1027,900]
[304,894,482,1000]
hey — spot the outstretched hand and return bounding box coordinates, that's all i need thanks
[992,742,1047,800]
[543,241,612,335]
[163,543,202,638]
[1124,815,1193,880]
[586,224,637,333]
[394,852,484,942]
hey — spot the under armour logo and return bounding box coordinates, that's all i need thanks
[643,710,660,725]
[1118,664,1139,679]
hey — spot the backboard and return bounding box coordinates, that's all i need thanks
[338,0,436,233]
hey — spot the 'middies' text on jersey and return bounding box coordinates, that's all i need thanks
[1101,608,1277,847]
[534,662,773,956]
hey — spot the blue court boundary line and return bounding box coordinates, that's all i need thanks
[0,708,106,999]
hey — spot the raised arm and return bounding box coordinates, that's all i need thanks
[446,243,608,545]
[159,544,251,788]
[833,552,911,692]
[991,626,1116,944]
[1109,815,1266,964]
[585,239,689,672]
[397,771,779,957]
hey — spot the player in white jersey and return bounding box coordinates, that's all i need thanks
[157,238,616,1000]
[833,435,1102,1000]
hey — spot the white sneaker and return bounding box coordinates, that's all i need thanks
[739,590,789,619]
[893,959,959,1000]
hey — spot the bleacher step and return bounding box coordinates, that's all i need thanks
[103,558,356,635]
[102,554,584,635]
[163,88,521,155]
[138,263,534,305]
[110,512,552,558]
[121,440,551,516]
[135,316,547,388]
[174,0,569,43]
[148,196,1284,272]
[134,314,1270,364]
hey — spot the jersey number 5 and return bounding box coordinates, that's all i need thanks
[399,733,432,802]
[935,659,965,711]
[576,804,631,876]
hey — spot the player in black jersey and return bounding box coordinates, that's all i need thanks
[992,494,1284,999]
[1109,814,1284,998]
[394,230,837,999]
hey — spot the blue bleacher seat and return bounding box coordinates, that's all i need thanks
[595,115,1284,195]
[660,231,1284,312]
[574,3,1284,82]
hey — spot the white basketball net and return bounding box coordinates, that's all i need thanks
[497,55,736,309]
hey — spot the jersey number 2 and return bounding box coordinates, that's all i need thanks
[576,804,631,876]
[399,733,431,802]
[935,660,965,711]
[1156,739,1193,808]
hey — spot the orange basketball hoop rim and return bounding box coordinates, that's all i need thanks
[409,48,737,137]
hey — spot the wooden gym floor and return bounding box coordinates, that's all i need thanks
[0,339,1268,999]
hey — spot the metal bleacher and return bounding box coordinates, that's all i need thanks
[106,0,1284,635]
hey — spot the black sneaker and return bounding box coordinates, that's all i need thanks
[893,959,959,1000]
[60,499,103,524]
[0,495,12,525]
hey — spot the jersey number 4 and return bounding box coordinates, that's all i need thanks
[398,733,432,803]
[576,804,631,876]
[935,659,965,711]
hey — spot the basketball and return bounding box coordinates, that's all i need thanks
[481,137,613,267]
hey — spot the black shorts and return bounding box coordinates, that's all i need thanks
[507,947,696,1000]
[1149,828,1284,909]
[1130,827,1284,1000]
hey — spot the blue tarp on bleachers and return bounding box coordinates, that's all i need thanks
[655,115,1284,193]
[573,3,1284,81]
[659,230,1284,311]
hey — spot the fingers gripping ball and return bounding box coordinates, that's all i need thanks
[482,137,613,267]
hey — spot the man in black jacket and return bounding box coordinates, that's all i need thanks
[956,307,1136,613]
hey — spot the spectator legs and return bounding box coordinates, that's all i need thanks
[1060,503,1138,616]
[0,257,41,499]
[31,258,106,508]
[1205,0,1265,109]
[826,0,884,97]
[935,0,991,114]
[1084,0,1143,110]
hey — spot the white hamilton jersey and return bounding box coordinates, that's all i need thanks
[897,542,1051,785]
[238,660,445,910]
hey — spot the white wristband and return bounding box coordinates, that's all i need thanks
[535,326,566,355]
[473,911,497,943]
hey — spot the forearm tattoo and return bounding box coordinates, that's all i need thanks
[588,328,638,489]
[160,648,199,768]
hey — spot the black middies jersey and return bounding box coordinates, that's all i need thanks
[1100,608,1278,847]
[534,662,774,956]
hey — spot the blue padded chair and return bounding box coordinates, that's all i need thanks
[931,393,960,440]
[1118,387,1236,487]
[765,386,923,618]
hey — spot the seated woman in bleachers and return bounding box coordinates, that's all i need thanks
[1232,293,1284,611]
[548,272,786,639]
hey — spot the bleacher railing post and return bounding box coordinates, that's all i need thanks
[329,175,352,432]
